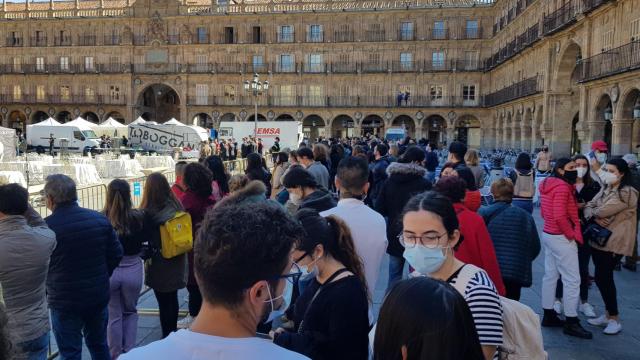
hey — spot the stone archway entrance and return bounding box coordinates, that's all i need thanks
[303,115,326,140]
[136,84,180,123]
[423,115,446,147]
[192,113,214,128]
[361,115,384,137]
[331,115,355,138]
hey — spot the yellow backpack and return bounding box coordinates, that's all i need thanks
[159,211,193,259]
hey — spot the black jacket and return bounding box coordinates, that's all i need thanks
[576,180,602,224]
[425,151,439,171]
[246,167,272,196]
[46,203,123,312]
[368,156,391,207]
[274,275,369,360]
[375,162,432,257]
[300,189,337,213]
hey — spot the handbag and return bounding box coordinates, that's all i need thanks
[584,222,612,247]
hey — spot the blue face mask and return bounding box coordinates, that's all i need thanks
[265,276,294,323]
[403,245,448,275]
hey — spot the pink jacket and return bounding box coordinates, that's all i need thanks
[539,177,583,244]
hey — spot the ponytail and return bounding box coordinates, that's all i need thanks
[326,215,370,303]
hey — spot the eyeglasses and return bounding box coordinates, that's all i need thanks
[269,262,303,285]
[398,231,448,249]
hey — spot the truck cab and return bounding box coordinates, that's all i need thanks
[385,128,406,142]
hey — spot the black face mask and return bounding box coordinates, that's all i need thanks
[564,170,578,184]
[543,148,548,152]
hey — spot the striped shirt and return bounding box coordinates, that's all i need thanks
[448,268,503,358]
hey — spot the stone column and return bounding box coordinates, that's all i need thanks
[521,122,531,152]
[611,118,634,156]
[483,127,496,150]
[446,128,455,145]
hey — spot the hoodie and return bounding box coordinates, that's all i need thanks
[300,188,337,213]
[539,177,583,243]
[375,162,432,257]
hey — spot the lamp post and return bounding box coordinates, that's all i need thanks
[243,73,270,139]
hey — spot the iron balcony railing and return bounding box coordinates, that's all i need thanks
[365,30,386,42]
[460,27,482,40]
[0,94,126,105]
[581,0,611,14]
[277,32,295,43]
[167,34,180,45]
[483,75,542,107]
[429,28,449,40]
[133,35,146,45]
[333,30,354,42]
[103,35,122,46]
[5,36,23,47]
[484,23,540,70]
[543,2,577,36]
[331,62,357,73]
[306,32,324,43]
[54,36,72,46]
[246,62,270,73]
[132,63,183,73]
[578,40,640,82]
[399,30,415,41]
[76,35,97,46]
[30,36,47,47]
[302,63,327,73]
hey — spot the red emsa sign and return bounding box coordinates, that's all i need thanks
[256,128,281,135]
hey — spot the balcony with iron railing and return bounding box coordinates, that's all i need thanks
[483,75,542,107]
[76,35,96,46]
[0,93,126,105]
[5,37,23,47]
[217,62,243,73]
[133,35,146,45]
[581,0,612,14]
[578,40,640,82]
[484,23,540,70]
[365,30,386,42]
[167,34,180,45]
[306,32,324,43]
[218,32,238,44]
[429,28,449,40]
[188,63,214,73]
[277,32,295,43]
[454,59,483,71]
[133,63,183,74]
[331,62,358,73]
[30,36,47,47]
[398,30,415,41]
[334,30,354,42]
[247,62,270,73]
[543,1,577,35]
[361,61,388,73]
[460,27,482,40]
[54,36,72,46]
[302,63,326,73]
[391,61,416,72]
[273,62,297,73]
[248,32,267,44]
[103,35,122,46]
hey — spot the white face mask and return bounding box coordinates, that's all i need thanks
[289,191,303,205]
[601,171,620,185]
[596,153,607,164]
[576,167,588,179]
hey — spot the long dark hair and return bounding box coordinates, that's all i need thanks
[515,152,533,171]
[550,158,573,182]
[276,152,288,166]
[399,146,425,164]
[184,163,213,198]
[205,155,230,195]
[140,172,183,211]
[103,179,142,237]
[245,153,263,173]
[373,278,484,360]
[296,209,369,301]
[572,154,594,187]
[607,158,634,202]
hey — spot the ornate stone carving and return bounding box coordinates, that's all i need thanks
[180,24,192,44]
[147,12,167,43]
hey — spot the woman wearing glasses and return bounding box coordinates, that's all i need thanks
[400,191,503,360]
[272,209,370,360]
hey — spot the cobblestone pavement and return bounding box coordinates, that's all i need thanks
[64,209,639,359]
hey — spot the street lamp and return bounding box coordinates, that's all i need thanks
[243,73,270,139]
[604,105,613,121]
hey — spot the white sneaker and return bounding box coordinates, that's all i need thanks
[603,319,622,335]
[579,302,597,318]
[587,315,608,327]
[177,315,194,329]
[553,300,563,315]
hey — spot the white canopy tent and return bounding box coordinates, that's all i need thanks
[164,118,183,125]
[32,118,61,126]
[65,117,98,129]
[95,117,128,137]
[0,126,16,162]
[130,117,147,125]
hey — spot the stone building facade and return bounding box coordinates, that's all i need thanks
[0,0,638,156]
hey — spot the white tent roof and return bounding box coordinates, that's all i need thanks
[65,117,98,128]
[100,117,127,128]
[164,118,183,125]
[31,118,61,126]
[146,121,158,125]
[130,117,147,125]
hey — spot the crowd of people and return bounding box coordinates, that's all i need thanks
[0,134,638,360]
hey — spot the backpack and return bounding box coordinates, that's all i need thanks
[452,264,547,360]
[159,211,193,259]
[513,171,535,198]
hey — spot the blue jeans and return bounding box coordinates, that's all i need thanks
[51,307,110,360]
[387,255,405,293]
[16,332,49,360]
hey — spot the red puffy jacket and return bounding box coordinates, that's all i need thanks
[453,202,506,296]
[539,177,583,244]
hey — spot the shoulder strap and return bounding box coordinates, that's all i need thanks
[451,264,482,296]
[298,268,349,333]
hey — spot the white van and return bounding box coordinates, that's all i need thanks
[27,123,100,154]
[128,123,209,153]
